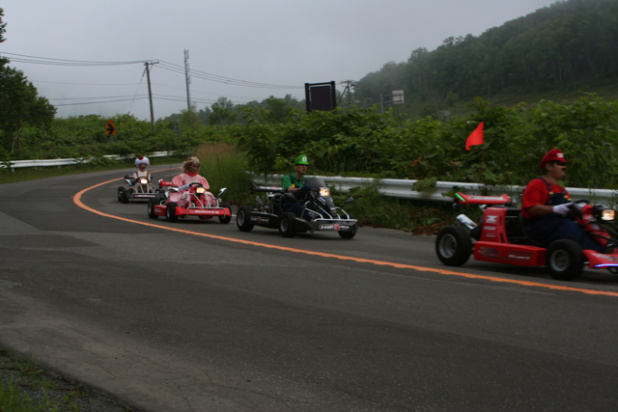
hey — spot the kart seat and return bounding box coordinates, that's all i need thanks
[270,193,285,215]
[503,208,528,244]
[513,211,545,247]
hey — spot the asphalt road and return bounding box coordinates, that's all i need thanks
[1,167,618,411]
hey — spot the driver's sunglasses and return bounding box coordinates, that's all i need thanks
[552,161,566,167]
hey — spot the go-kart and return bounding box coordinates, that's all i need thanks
[117,174,163,203]
[236,177,358,238]
[147,181,232,223]
[435,192,618,280]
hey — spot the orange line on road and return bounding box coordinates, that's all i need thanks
[74,177,618,299]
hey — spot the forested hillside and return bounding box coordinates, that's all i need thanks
[354,0,618,110]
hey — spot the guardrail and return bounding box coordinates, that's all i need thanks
[0,151,174,170]
[252,173,618,207]
[3,157,618,207]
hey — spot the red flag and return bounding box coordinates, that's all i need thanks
[465,122,484,151]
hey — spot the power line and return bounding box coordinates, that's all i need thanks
[157,60,302,89]
[1,51,303,90]
[0,51,145,66]
[32,79,143,86]
[1,50,309,116]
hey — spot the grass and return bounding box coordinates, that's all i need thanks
[195,142,253,205]
[0,347,135,411]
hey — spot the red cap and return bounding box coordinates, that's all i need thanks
[540,148,567,169]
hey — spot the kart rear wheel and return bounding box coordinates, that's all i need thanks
[435,226,472,266]
[279,212,297,238]
[236,205,254,232]
[165,202,179,222]
[219,202,232,224]
[147,199,159,219]
[117,186,124,202]
[546,239,583,281]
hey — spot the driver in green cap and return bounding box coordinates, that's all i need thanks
[281,154,310,218]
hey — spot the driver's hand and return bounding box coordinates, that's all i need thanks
[179,184,190,191]
[553,202,572,216]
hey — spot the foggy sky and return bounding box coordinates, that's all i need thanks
[1,0,559,120]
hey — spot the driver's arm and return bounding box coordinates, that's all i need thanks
[524,204,555,217]
[282,175,298,193]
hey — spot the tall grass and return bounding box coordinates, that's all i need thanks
[196,142,253,205]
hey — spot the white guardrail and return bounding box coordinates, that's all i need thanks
[0,152,173,170]
[253,174,618,207]
[3,156,618,206]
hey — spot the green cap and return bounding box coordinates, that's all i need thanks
[294,154,309,166]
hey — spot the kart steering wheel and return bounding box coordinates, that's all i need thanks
[569,201,585,219]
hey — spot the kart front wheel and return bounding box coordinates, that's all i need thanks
[165,202,179,222]
[338,219,357,239]
[546,239,583,281]
[435,226,472,266]
[147,199,158,219]
[279,212,297,238]
[236,206,254,232]
[118,186,129,203]
[219,202,232,224]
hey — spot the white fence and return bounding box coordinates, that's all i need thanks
[253,173,618,207]
[0,152,173,170]
[3,156,618,206]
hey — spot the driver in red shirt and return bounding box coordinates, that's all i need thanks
[521,148,599,251]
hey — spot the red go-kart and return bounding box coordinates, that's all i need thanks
[435,192,618,280]
[147,181,232,224]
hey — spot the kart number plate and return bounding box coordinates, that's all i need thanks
[319,223,344,231]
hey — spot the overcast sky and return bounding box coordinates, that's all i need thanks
[1,0,559,121]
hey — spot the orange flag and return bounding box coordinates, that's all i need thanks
[465,121,484,151]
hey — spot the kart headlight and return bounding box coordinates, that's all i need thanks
[319,187,330,197]
[601,209,615,221]
[138,178,149,185]
[594,204,615,221]
[196,187,206,194]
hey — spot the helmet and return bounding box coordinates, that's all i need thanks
[294,154,309,166]
[135,156,150,167]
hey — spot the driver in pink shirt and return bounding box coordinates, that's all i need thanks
[169,156,214,207]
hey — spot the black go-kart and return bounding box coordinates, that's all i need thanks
[117,174,164,203]
[236,177,358,239]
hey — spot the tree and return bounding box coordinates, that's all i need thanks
[0,8,56,154]
[208,97,237,126]
[179,105,201,131]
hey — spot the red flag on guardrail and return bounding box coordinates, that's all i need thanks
[465,122,484,151]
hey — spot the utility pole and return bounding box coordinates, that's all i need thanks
[341,80,356,110]
[144,60,159,131]
[184,49,191,111]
